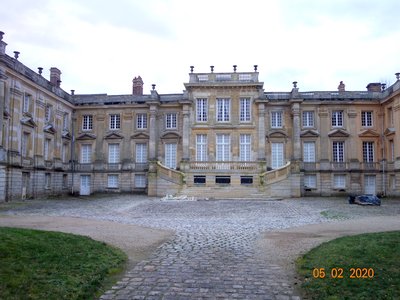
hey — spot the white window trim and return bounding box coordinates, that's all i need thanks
[109,114,121,130]
[108,143,120,164]
[196,98,208,122]
[196,134,208,161]
[332,111,343,127]
[239,98,251,122]
[165,113,178,129]
[302,111,314,128]
[82,115,93,131]
[216,134,231,161]
[216,98,230,122]
[107,174,119,188]
[165,143,177,169]
[271,142,284,169]
[81,144,92,163]
[135,143,148,163]
[333,174,346,189]
[271,111,283,128]
[239,134,251,161]
[304,174,317,189]
[303,141,316,163]
[361,111,373,127]
[136,113,147,129]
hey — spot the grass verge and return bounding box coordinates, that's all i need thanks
[0,227,127,300]
[296,231,400,299]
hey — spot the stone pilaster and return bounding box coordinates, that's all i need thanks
[182,108,190,160]
[291,101,301,160]
[149,105,158,160]
[257,102,266,160]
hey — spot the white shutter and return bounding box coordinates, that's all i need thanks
[165,143,177,169]
[303,142,315,162]
[271,143,284,169]
[108,144,120,163]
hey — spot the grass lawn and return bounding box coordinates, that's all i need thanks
[296,231,400,300]
[0,227,127,300]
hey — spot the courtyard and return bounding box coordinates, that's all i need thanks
[1,195,400,299]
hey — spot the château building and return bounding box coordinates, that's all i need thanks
[1,31,399,201]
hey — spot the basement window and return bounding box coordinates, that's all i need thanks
[240,176,253,185]
[194,175,206,185]
[215,176,231,185]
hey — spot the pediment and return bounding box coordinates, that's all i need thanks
[358,129,380,138]
[76,133,96,140]
[44,124,56,134]
[267,130,288,139]
[300,130,320,138]
[160,132,181,140]
[328,129,349,138]
[131,132,150,139]
[104,132,124,140]
[20,116,37,128]
[62,130,72,140]
[384,127,395,136]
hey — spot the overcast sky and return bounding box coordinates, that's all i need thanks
[1,0,400,95]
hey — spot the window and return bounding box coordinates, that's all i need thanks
[215,176,231,185]
[45,173,51,189]
[62,143,68,163]
[333,174,346,189]
[302,111,314,127]
[107,174,119,188]
[331,111,343,127]
[390,175,396,190]
[110,114,121,130]
[304,175,317,188]
[62,174,68,188]
[135,174,147,188]
[165,143,177,169]
[44,138,51,160]
[196,134,207,161]
[22,132,29,157]
[216,134,230,161]
[108,144,120,163]
[239,134,251,161]
[388,107,393,126]
[271,111,283,128]
[81,144,92,163]
[271,143,284,169]
[196,98,208,122]
[194,175,206,185]
[332,141,344,162]
[303,142,315,162]
[135,143,147,163]
[63,113,69,130]
[363,142,374,162]
[216,98,230,122]
[166,113,177,129]
[361,111,373,127]
[240,98,251,122]
[23,93,31,113]
[45,105,52,123]
[240,176,253,185]
[82,115,93,131]
[136,113,147,129]
[390,140,395,161]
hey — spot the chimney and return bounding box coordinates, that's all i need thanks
[366,83,381,92]
[50,67,61,87]
[132,76,144,95]
[338,81,345,92]
[0,31,6,55]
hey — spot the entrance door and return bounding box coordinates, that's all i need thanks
[364,175,376,195]
[80,175,91,195]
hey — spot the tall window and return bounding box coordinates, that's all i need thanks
[303,142,315,162]
[216,134,230,161]
[82,115,93,130]
[216,98,230,122]
[271,142,284,169]
[44,138,51,160]
[135,174,147,188]
[22,132,30,157]
[196,98,208,122]
[331,111,343,127]
[110,114,121,130]
[334,174,346,188]
[361,111,373,127]
[81,144,92,163]
[196,134,207,161]
[240,98,251,122]
[136,113,147,129]
[23,93,31,113]
[390,140,395,161]
[108,143,120,163]
[135,143,147,163]
[332,141,344,162]
[45,105,52,123]
[239,134,251,161]
[165,143,177,169]
[304,175,317,188]
[302,111,314,127]
[63,113,69,130]
[107,174,119,188]
[388,107,393,126]
[62,143,68,163]
[271,111,283,128]
[45,173,51,189]
[363,142,374,162]
[166,113,177,129]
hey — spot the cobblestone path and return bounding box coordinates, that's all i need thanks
[4,196,400,299]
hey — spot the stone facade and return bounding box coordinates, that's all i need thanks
[1,32,400,200]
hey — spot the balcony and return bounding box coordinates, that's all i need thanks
[188,72,259,84]
[189,161,262,172]
[301,161,382,172]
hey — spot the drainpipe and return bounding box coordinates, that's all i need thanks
[70,108,75,195]
[381,106,386,196]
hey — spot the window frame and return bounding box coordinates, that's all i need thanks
[109,114,121,130]
[82,115,93,131]
[196,98,208,122]
[239,134,251,161]
[136,113,147,129]
[81,144,92,163]
[304,174,317,189]
[107,174,119,188]
[216,98,230,122]
[196,134,208,161]
[271,111,283,128]
[332,141,344,162]
[239,98,251,122]
[165,113,178,129]
[216,134,230,161]
[302,111,314,128]
[108,143,120,164]
[331,111,343,127]
[361,111,373,127]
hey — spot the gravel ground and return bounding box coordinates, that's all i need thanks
[1,195,399,299]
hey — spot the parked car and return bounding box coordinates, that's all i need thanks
[348,194,381,206]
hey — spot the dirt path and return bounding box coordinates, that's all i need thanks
[0,215,174,267]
